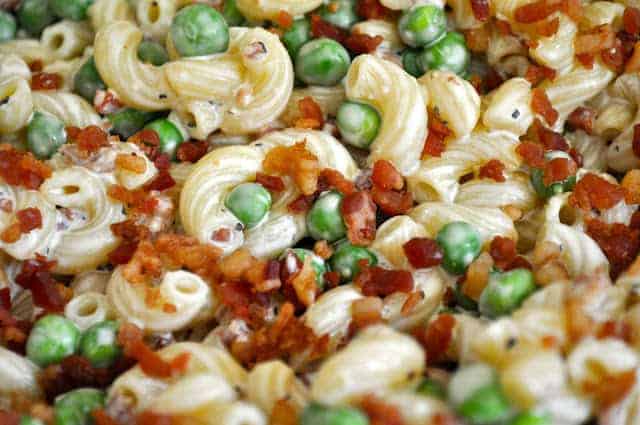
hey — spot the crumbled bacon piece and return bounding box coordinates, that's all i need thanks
[270,400,298,425]
[422,113,452,158]
[294,97,324,130]
[355,265,413,297]
[94,89,123,115]
[256,172,285,192]
[310,14,347,43]
[287,194,315,213]
[371,160,404,191]
[514,0,560,23]
[30,72,62,90]
[478,159,506,182]
[276,10,293,29]
[464,28,489,52]
[531,88,558,126]
[583,370,637,409]
[567,107,595,134]
[529,16,560,37]
[534,119,569,151]
[0,411,19,425]
[144,170,176,192]
[216,281,254,320]
[135,412,180,425]
[16,207,42,234]
[569,173,625,211]
[155,233,221,279]
[360,394,405,425]
[371,187,413,216]
[15,256,65,312]
[601,38,626,72]
[516,141,545,168]
[291,256,317,307]
[623,169,640,204]
[71,125,109,156]
[576,53,595,69]
[586,219,640,278]
[176,140,208,163]
[561,0,582,21]
[92,409,120,425]
[489,236,517,270]
[495,19,513,35]
[313,240,333,259]
[108,185,158,215]
[542,157,576,185]
[0,223,20,243]
[341,191,377,246]
[633,125,640,159]
[29,60,43,72]
[343,33,384,54]
[356,0,393,19]
[121,240,162,284]
[402,238,443,268]
[318,168,355,195]
[524,64,557,85]
[115,154,147,174]
[0,145,52,190]
[129,129,161,161]
[575,25,616,55]
[470,0,490,21]
[401,291,424,316]
[263,141,320,195]
[624,7,640,35]
[414,314,456,363]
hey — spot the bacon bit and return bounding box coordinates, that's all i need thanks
[529,16,560,37]
[0,145,52,190]
[216,281,254,320]
[478,159,506,182]
[115,153,147,174]
[601,38,626,72]
[92,409,120,425]
[263,141,320,196]
[583,370,637,409]
[524,64,557,85]
[531,88,558,126]
[256,172,285,192]
[176,140,207,163]
[155,233,221,279]
[356,0,393,20]
[287,194,316,213]
[495,19,513,35]
[351,296,383,330]
[586,219,640,278]
[318,168,356,195]
[109,220,150,265]
[625,41,640,73]
[359,394,404,425]
[464,28,489,52]
[342,191,377,246]
[569,173,625,212]
[624,7,640,35]
[623,170,640,204]
[514,0,560,23]
[355,264,413,297]
[422,113,452,158]
[136,412,180,425]
[29,60,43,72]
[129,129,161,160]
[471,0,490,21]
[401,291,424,316]
[343,33,384,54]
[0,223,21,243]
[294,97,324,130]
[0,411,20,425]
[310,14,347,43]
[30,72,62,90]
[484,68,505,93]
[218,248,256,282]
[276,10,293,29]
[71,125,109,156]
[15,256,65,312]
[371,187,413,216]
[597,320,632,341]
[270,399,298,425]
[211,228,231,242]
[561,0,582,21]
[414,314,456,363]
[534,119,569,151]
[291,256,317,307]
[144,170,175,192]
[0,288,10,310]
[121,240,162,284]
[94,89,123,115]
[489,236,518,270]
[576,53,595,69]
[575,25,616,55]
[153,154,171,171]
[516,141,545,168]
[567,107,595,134]
[542,157,576,185]
[462,252,493,300]
[372,160,404,191]
[14,207,42,235]
[108,185,157,215]
[313,240,333,260]
[403,238,443,268]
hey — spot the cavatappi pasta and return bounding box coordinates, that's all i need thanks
[1,1,640,424]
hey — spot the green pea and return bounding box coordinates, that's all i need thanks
[458,383,511,424]
[27,112,67,160]
[26,314,80,367]
[108,108,160,140]
[510,411,552,425]
[144,118,185,159]
[73,57,106,102]
[307,191,347,242]
[54,388,105,425]
[18,0,56,36]
[282,18,311,59]
[336,101,381,149]
[418,32,470,77]
[79,320,121,368]
[398,5,447,48]
[329,242,377,282]
[0,11,17,42]
[170,4,229,57]
[222,0,245,26]
[301,403,369,425]
[138,41,169,66]
[225,182,272,229]
[435,221,481,275]
[21,416,45,425]
[295,38,351,87]
[50,0,94,21]
[402,48,424,77]
[290,248,328,289]
[319,0,359,30]
[479,268,536,318]
[416,377,446,400]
